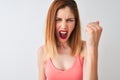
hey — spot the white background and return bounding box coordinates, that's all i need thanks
[0,0,120,80]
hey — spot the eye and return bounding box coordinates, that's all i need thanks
[67,19,75,22]
[56,18,62,22]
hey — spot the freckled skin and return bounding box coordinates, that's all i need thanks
[55,6,75,45]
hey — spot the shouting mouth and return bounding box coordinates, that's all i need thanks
[59,30,68,39]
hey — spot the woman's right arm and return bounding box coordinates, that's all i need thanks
[37,46,46,80]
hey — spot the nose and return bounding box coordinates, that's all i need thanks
[61,20,67,29]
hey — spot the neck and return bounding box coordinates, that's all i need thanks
[57,42,69,49]
[57,42,72,55]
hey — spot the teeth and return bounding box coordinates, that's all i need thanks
[60,31,67,34]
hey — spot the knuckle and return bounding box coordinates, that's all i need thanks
[99,26,103,31]
[90,29,94,34]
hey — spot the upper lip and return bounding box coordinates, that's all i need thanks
[59,30,68,32]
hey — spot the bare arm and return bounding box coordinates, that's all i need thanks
[37,46,46,80]
[83,21,103,80]
[83,46,98,80]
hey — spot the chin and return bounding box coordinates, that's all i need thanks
[58,38,68,43]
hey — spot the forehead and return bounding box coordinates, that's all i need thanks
[56,6,74,18]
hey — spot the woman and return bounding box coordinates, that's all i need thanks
[37,0,103,80]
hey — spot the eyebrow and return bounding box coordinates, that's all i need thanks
[56,17,75,20]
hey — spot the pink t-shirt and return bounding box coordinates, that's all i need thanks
[44,55,84,80]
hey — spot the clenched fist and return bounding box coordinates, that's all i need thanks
[85,21,103,48]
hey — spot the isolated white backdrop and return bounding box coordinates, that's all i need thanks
[0,0,120,80]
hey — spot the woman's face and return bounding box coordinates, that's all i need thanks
[55,6,75,44]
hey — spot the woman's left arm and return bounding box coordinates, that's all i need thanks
[83,21,103,80]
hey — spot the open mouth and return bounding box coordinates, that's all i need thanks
[59,30,68,39]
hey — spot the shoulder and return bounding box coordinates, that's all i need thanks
[37,45,45,56]
[80,40,87,58]
[37,45,46,63]
[37,45,45,55]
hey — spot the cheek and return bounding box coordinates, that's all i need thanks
[55,22,60,30]
[55,24,59,34]
[69,24,75,33]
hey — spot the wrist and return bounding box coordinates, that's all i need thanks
[86,45,98,56]
[86,45,98,50]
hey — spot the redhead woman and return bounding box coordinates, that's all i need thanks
[37,0,103,80]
